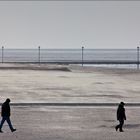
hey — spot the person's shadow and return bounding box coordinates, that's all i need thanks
[111,124,140,129]
[124,124,140,129]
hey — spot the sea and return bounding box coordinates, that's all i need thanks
[0,49,139,69]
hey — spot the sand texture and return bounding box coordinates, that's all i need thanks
[0,106,140,140]
[0,64,139,103]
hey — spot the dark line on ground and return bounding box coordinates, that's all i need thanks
[5,103,140,107]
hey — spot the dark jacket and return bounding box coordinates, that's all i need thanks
[117,104,126,120]
[1,101,10,117]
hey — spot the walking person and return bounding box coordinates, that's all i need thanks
[0,98,16,133]
[115,102,126,132]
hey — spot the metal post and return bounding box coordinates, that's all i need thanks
[2,46,4,63]
[38,46,40,64]
[82,46,84,66]
[137,46,139,70]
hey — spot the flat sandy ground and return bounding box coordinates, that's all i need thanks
[0,64,140,140]
[0,64,140,103]
[0,106,140,140]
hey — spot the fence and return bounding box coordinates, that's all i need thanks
[0,47,140,69]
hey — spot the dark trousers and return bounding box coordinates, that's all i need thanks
[116,119,124,131]
[0,116,14,131]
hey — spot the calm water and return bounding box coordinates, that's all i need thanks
[0,49,139,69]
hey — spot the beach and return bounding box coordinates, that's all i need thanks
[0,64,140,139]
[1,0,140,139]
[0,106,140,140]
[0,63,140,103]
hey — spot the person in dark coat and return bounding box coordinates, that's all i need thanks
[115,102,126,132]
[0,98,16,133]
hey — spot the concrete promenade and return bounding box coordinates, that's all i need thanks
[0,106,140,140]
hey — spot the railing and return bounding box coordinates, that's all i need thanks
[0,47,140,69]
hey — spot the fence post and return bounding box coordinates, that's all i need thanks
[82,46,84,66]
[38,46,40,64]
[2,46,4,63]
[137,46,139,70]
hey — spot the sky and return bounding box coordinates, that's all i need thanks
[0,1,140,49]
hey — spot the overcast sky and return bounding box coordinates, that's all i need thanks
[0,1,140,49]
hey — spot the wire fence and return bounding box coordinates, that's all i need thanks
[0,47,140,69]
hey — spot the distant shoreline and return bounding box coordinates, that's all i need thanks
[0,63,139,74]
